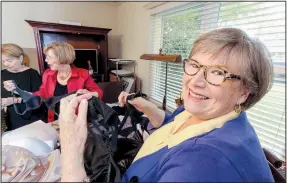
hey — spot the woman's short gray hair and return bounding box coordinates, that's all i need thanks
[190,28,274,110]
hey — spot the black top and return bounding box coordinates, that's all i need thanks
[1,68,47,131]
[53,81,68,120]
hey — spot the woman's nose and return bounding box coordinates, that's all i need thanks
[188,69,206,88]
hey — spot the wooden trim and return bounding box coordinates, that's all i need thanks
[104,35,108,81]
[26,20,111,79]
[25,20,112,34]
[140,54,182,63]
[33,28,45,75]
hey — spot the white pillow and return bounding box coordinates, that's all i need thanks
[2,120,58,149]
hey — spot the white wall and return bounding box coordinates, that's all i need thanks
[2,2,119,48]
[2,2,119,70]
[116,2,151,94]
[2,2,171,94]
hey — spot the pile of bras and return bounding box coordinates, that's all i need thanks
[84,92,149,182]
[2,121,61,182]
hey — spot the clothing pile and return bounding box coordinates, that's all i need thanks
[6,81,150,182]
[84,92,150,182]
[1,121,61,182]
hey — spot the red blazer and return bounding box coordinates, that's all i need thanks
[33,66,103,122]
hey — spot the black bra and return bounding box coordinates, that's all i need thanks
[11,80,76,116]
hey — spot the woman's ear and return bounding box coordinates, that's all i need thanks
[19,55,24,64]
[237,88,250,105]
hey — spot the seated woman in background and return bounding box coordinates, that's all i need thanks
[1,43,46,131]
[4,42,103,122]
[58,28,274,182]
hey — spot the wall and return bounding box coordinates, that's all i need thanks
[116,2,151,94]
[2,2,119,71]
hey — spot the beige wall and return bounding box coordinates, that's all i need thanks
[116,2,151,94]
[2,2,119,71]
[2,2,167,94]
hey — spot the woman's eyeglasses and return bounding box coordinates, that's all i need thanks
[183,59,241,86]
[45,55,58,61]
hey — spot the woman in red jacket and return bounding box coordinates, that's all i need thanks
[4,42,103,122]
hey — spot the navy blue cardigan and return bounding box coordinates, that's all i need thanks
[122,106,274,182]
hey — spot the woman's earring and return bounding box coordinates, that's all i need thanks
[175,92,184,107]
[234,103,242,113]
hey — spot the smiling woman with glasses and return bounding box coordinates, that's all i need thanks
[58,28,275,182]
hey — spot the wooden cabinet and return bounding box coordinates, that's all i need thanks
[26,20,111,81]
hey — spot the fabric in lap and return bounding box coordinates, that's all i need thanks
[85,96,121,182]
[114,138,142,174]
[84,92,149,182]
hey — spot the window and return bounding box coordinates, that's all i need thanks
[149,2,286,160]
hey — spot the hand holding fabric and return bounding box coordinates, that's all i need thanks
[77,89,99,98]
[118,91,155,113]
[59,93,92,182]
[3,80,16,92]
[2,97,22,107]
[76,89,90,95]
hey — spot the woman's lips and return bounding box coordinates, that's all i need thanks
[189,89,209,102]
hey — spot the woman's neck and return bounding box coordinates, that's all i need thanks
[175,115,205,134]
[7,65,27,73]
[57,65,71,80]
[58,69,71,76]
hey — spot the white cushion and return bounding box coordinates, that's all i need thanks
[2,120,58,149]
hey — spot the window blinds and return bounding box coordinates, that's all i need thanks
[149,2,286,160]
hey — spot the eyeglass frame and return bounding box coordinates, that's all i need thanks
[183,58,241,86]
[45,55,58,61]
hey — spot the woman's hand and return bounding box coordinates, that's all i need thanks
[118,91,166,128]
[118,91,130,107]
[59,93,92,182]
[76,89,98,98]
[2,97,22,107]
[118,91,154,113]
[3,80,16,92]
[76,89,90,95]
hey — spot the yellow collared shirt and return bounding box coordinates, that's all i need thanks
[133,110,239,162]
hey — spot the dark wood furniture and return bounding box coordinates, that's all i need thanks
[26,20,111,81]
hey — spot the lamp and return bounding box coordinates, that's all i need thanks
[140,48,182,63]
[140,49,182,111]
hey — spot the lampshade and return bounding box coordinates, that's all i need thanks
[140,49,182,62]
